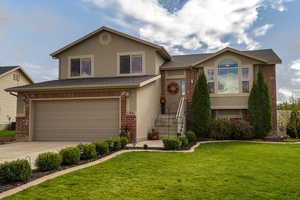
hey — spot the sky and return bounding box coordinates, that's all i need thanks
[0,0,299,102]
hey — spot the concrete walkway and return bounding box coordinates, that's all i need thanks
[0,142,82,167]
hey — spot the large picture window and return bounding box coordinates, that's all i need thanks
[205,59,250,94]
[70,57,92,77]
[119,54,143,74]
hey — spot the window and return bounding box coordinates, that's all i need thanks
[241,68,249,93]
[119,54,143,74]
[180,80,186,95]
[207,69,215,93]
[13,73,20,81]
[205,59,251,94]
[70,57,92,77]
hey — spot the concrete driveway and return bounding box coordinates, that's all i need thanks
[0,142,82,168]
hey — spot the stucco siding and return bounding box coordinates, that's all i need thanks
[136,79,161,141]
[0,70,31,129]
[58,31,164,79]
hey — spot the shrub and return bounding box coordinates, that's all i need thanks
[94,141,109,155]
[35,152,62,171]
[104,138,114,151]
[248,71,272,138]
[231,120,255,140]
[162,137,182,150]
[120,137,128,149]
[77,143,97,160]
[0,159,31,183]
[185,130,197,142]
[59,146,80,165]
[178,136,188,147]
[192,72,211,137]
[208,120,232,140]
[113,137,122,151]
[286,110,300,138]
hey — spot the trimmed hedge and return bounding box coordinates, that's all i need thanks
[113,137,122,151]
[94,141,109,156]
[163,137,182,150]
[208,120,255,140]
[35,152,62,172]
[120,137,128,149]
[77,143,97,160]
[185,130,197,142]
[104,138,114,151]
[178,136,188,147]
[0,159,31,183]
[60,146,81,165]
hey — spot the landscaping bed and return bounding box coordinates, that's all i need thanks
[0,131,16,144]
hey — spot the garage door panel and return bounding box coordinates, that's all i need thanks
[33,99,120,141]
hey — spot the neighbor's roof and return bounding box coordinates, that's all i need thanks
[50,26,171,61]
[6,75,160,92]
[0,66,34,83]
[161,48,282,69]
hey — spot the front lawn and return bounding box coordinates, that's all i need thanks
[4,143,300,200]
[0,130,16,137]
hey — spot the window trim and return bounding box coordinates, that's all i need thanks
[68,55,94,78]
[117,51,146,76]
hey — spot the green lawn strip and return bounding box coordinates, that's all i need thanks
[282,138,299,142]
[4,142,300,200]
[0,130,16,137]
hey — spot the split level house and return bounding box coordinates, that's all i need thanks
[0,66,33,130]
[6,26,282,142]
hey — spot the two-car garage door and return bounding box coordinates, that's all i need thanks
[32,99,120,141]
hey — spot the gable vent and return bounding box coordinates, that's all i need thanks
[99,32,112,45]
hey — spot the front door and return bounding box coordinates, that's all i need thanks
[165,79,186,114]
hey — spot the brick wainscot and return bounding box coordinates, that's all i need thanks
[16,89,136,142]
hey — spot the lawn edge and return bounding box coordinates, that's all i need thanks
[1,140,299,199]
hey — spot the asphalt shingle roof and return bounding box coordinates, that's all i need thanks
[161,49,282,69]
[0,66,19,75]
[6,75,159,91]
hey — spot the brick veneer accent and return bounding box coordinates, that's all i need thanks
[260,64,277,131]
[16,89,136,142]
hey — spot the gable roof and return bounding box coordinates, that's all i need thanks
[50,26,171,60]
[0,66,34,83]
[6,75,160,92]
[161,48,282,69]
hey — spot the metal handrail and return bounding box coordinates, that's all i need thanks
[176,96,185,120]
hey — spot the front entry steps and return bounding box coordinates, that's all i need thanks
[154,114,178,138]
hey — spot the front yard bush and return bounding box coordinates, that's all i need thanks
[120,137,128,149]
[60,147,81,165]
[178,136,188,147]
[185,130,197,142]
[208,120,255,140]
[113,137,122,151]
[163,137,182,150]
[0,159,31,183]
[77,144,97,160]
[286,110,300,138]
[104,138,114,151]
[93,141,109,155]
[209,120,232,140]
[35,152,62,172]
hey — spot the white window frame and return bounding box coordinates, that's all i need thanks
[117,52,146,76]
[68,55,94,78]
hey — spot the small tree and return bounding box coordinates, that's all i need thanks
[286,110,300,138]
[248,71,272,138]
[192,72,211,137]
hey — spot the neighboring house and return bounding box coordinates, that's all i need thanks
[6,26,281,142]
[0,66,33,130]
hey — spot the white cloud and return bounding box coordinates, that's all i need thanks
[290,59,300,70]
[21,63,58,82]
[84,0,292,54]
[279,88,293,98]
[253,24,274,36]
[268,0,293,11]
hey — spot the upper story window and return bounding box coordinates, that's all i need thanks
[119,53,144,75]
[70,56,92,77]
[205,58,251,94]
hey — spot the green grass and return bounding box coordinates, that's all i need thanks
[4,143,300,200]
[0,130,15,137]
[283,138,299,142]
